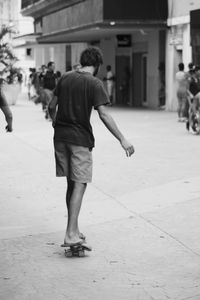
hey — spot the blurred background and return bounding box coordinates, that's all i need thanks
[1,0,200,110]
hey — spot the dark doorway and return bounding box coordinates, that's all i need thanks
[132,52,147,107]
[142,54,147,104]
[65,45,72,71]
[115,55,131,105]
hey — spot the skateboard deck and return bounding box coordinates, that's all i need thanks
[62,243,92,257]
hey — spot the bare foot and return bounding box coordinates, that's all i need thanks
[62,233,83,246]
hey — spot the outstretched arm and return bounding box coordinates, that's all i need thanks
[97,105,135,157]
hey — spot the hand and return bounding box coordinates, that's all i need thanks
[5,124,12,132]
[120,138,135,157]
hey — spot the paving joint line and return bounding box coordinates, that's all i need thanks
[91,183,200,258]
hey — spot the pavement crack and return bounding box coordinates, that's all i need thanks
[182,294,200,300]
[91,183,132,211]
[137,214,200,258]
[11,133,49,159]
[91,183,200,258]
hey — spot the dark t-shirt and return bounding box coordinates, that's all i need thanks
[54,70,110,148]
[43,70,57,91]
[189,76,200,96]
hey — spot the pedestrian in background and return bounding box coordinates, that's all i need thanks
[17,71,23,87]
[175,63,189,122]
[188,62,195,76]
[0,80,13,132]
[43,61,57,119]
[48,46,135,247]
[183,62,196,122]
[27,68,33,100]
[103,65,115,105]
[56,70,62,80]
[186,65,200,133]
[34,65,47,106]
[39,64,46,85]
[31,68,41,102]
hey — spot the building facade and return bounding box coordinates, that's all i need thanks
[166,0,200,111]
[21,0,168,108]
[0,0,35,72]
[0,0,18,28]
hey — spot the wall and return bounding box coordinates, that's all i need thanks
[132,29,160,108]
[168,0,200,18]
[35,44,65,73]
[103,0,168,20]
[165,30,178,112]
[0,0,35,75]
[34,42,88,74]
[147,31,159,108]
[99,37,115,80]
[54,44,66,74]
[42,0,103,35]
[165,0,200,111]
[71,43,88,68]
[99,37,116,102]
[0,0,17,27]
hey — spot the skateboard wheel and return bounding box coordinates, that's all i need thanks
[78,250,85,257]
[65,250,73,257]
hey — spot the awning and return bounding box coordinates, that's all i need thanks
[37,20,166,44]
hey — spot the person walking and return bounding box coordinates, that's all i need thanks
[103,65,115,104]
[43,61,57,119]
[175,63,189,122]
[186,65,200,132]
[48,46,135,246]
[0,82,13,132]
[34,65,47,106]
[27,68,34,101]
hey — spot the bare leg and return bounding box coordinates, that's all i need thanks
[177,97,181,120]
[66,179,85,240]
[66,179,74,210]
[64,181,87,244]
[0,106,13,131]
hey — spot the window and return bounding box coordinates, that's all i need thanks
[26,48,32,56]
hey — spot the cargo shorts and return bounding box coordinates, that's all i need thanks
[54,141,93,183]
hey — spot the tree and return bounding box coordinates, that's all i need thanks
[0,25,18,84]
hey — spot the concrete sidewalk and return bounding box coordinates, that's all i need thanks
[0,93,200,300]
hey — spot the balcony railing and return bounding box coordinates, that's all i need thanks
[21,0,41,9]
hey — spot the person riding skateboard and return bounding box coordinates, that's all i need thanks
[48,46,135,246]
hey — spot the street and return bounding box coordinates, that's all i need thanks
[0,92,200,300]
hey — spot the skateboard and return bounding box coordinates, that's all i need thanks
[62,243,92,257]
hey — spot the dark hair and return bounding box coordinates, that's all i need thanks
[178,63,184,71]
[106,65,111,71]
[47,61,54,68]
[80,47,103,67]
[56,71,61,78]
[195,65,200,72]
[188,62,194,70]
